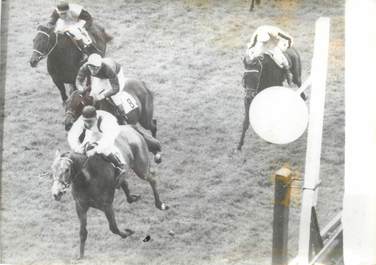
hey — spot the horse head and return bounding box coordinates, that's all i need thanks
[242,55,264,97]
[30,25,56,67]
[65,90,93,131]
[51,150,75,201]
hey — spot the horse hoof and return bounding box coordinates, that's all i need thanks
[120,229,134,238]
[154,153,162,164]
[158,202,169,211]
[127,195,141,203]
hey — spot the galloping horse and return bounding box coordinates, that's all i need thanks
[29,24,110,103]
[64,79,158,137]
[237,47,303,150]
[51,126,168,258]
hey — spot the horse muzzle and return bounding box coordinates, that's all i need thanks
[53,192,64,201]
[29,57,40,68]
[51,181,66,201]
[29,52,43,68]
[65,121,73,131]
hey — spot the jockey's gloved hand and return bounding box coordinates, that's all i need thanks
[74,145,85,154]
[77,84,85,93]
[96,94,105,101]
[86,147,97,157]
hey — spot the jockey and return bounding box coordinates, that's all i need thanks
[76,54,129,121]
[67,106,126,183]
[47,1,95,56]
[246,25,294,86]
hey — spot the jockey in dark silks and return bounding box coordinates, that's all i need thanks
[246,25,294,86]
[47,1,98,57]
[76,54,132,120]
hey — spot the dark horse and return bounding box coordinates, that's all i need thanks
[51,126,168,258]
[29,24,110,103]
[64,79,158,137]
[237,47,303,150]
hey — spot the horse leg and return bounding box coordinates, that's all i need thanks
[75,202,88,259]
[132,125,162,163]
[151,119,157,138]
[120,181,141,203]
[52,78,68,104]
[104,204,134,238]
[237,97,252,150]
[250,0,255,11]
[144,171,168,210]
[68,83,77,96]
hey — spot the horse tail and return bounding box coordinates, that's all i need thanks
[139,81,156,136]
[288,47,302,87]
[103,31,113,43]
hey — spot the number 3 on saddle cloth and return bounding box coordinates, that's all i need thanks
[90,77,139,123]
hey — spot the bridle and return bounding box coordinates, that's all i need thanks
[33,30,58,60]
[65,92,87,121]
[54,155,89,190]
[244,56,264,94]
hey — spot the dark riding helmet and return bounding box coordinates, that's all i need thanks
[82,106,97,119]
[57,1,69,12]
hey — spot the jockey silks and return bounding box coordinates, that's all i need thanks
[68,110,120,156]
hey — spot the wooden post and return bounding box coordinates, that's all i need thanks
[272,167,292,265]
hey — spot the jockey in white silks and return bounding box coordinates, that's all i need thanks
[47,1,95,56]
[75,54,138,121]
[246,25,294,86]
[67,106,126,182]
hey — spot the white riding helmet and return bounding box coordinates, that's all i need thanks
[87,53,102,67]
[258,31,270,42]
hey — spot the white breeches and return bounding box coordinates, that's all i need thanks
[91,68,138,114]
[55,19,92,46]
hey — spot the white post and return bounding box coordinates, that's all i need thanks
[295,17,330,265]
[343,0,376,264]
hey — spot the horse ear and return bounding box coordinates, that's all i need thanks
[55,149,61,158]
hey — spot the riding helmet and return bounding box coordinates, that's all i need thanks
[82,106,97,119]
[87,54,102,67]
[57,1,69,11]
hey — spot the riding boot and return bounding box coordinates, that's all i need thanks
[106,153,126,188]
[117,105,128,125]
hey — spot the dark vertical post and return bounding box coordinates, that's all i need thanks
[272,167,292,265]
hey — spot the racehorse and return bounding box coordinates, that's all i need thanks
[51,126,168,259]
[29,24,111,104]
[237,47,303,150]
[64,78,158,138]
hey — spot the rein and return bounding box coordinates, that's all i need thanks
[244,57,264,93]
[34,30,58,59]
